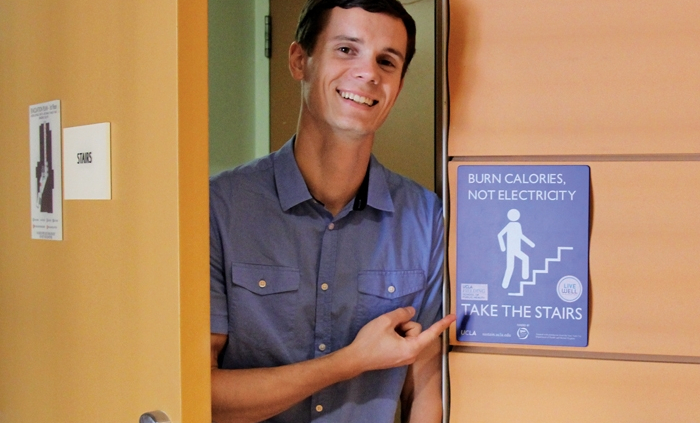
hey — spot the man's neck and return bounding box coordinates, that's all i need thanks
[294,127,374,217]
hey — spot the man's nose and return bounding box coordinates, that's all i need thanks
[352,57,379,84]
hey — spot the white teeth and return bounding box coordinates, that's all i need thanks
[339,91,375,106]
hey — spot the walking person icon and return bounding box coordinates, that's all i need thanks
[498,209,535,289]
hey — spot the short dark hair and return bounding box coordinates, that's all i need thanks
[295,0,417,78]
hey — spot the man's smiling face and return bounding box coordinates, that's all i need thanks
[291,6,407,140]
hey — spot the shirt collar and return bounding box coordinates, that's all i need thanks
[273,136,395,213]
[274,137,313,212]
[365,155,394,213]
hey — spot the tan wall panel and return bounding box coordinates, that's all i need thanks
[447,0,700,156]
[448,352,700,422]
[448,161,700,357]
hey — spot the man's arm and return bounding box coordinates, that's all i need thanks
[498,226,507,251]
[211,333,358,423]
[399,336,443,423]
[211,307,455,423]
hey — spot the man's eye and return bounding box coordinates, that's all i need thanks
[380,59,396,68]
[338,46,351,54]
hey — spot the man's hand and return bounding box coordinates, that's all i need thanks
[346,307,455,373]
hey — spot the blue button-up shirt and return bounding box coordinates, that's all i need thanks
[210,138,444,423]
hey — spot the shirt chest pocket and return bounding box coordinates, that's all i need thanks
[228,264,302,350]
[353,270,427,334]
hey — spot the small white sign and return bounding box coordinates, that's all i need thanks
[63,122,111,200]
[30,100,63,240]
[461,283,489,301]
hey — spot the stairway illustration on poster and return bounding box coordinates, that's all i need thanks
[456,165,590,347]
[507,245,573,297]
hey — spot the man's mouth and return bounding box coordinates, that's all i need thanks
[338,90,378,107]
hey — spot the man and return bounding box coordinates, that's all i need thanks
[209,1,455,422]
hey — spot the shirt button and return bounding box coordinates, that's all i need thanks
[328,223,335,230]
[258,280,267,288]
[318,343,326,352]
[321,283,329,291]
[315,404,323,413]
[388,285,396,294]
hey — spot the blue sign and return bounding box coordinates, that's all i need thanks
[456,165,590,347]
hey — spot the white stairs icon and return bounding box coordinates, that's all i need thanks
[508,246,573,296]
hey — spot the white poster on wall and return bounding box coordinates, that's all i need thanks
[29,100,63,240]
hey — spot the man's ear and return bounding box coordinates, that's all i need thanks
[289,41,306,81]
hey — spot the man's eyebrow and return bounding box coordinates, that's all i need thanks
[332,35,405,62]
[333,35,361,43]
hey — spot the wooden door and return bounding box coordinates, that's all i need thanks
[0,1,210,422]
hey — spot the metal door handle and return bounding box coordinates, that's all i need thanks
[140,410,170,423]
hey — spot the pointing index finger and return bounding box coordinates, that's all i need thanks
[415,314,456,345]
